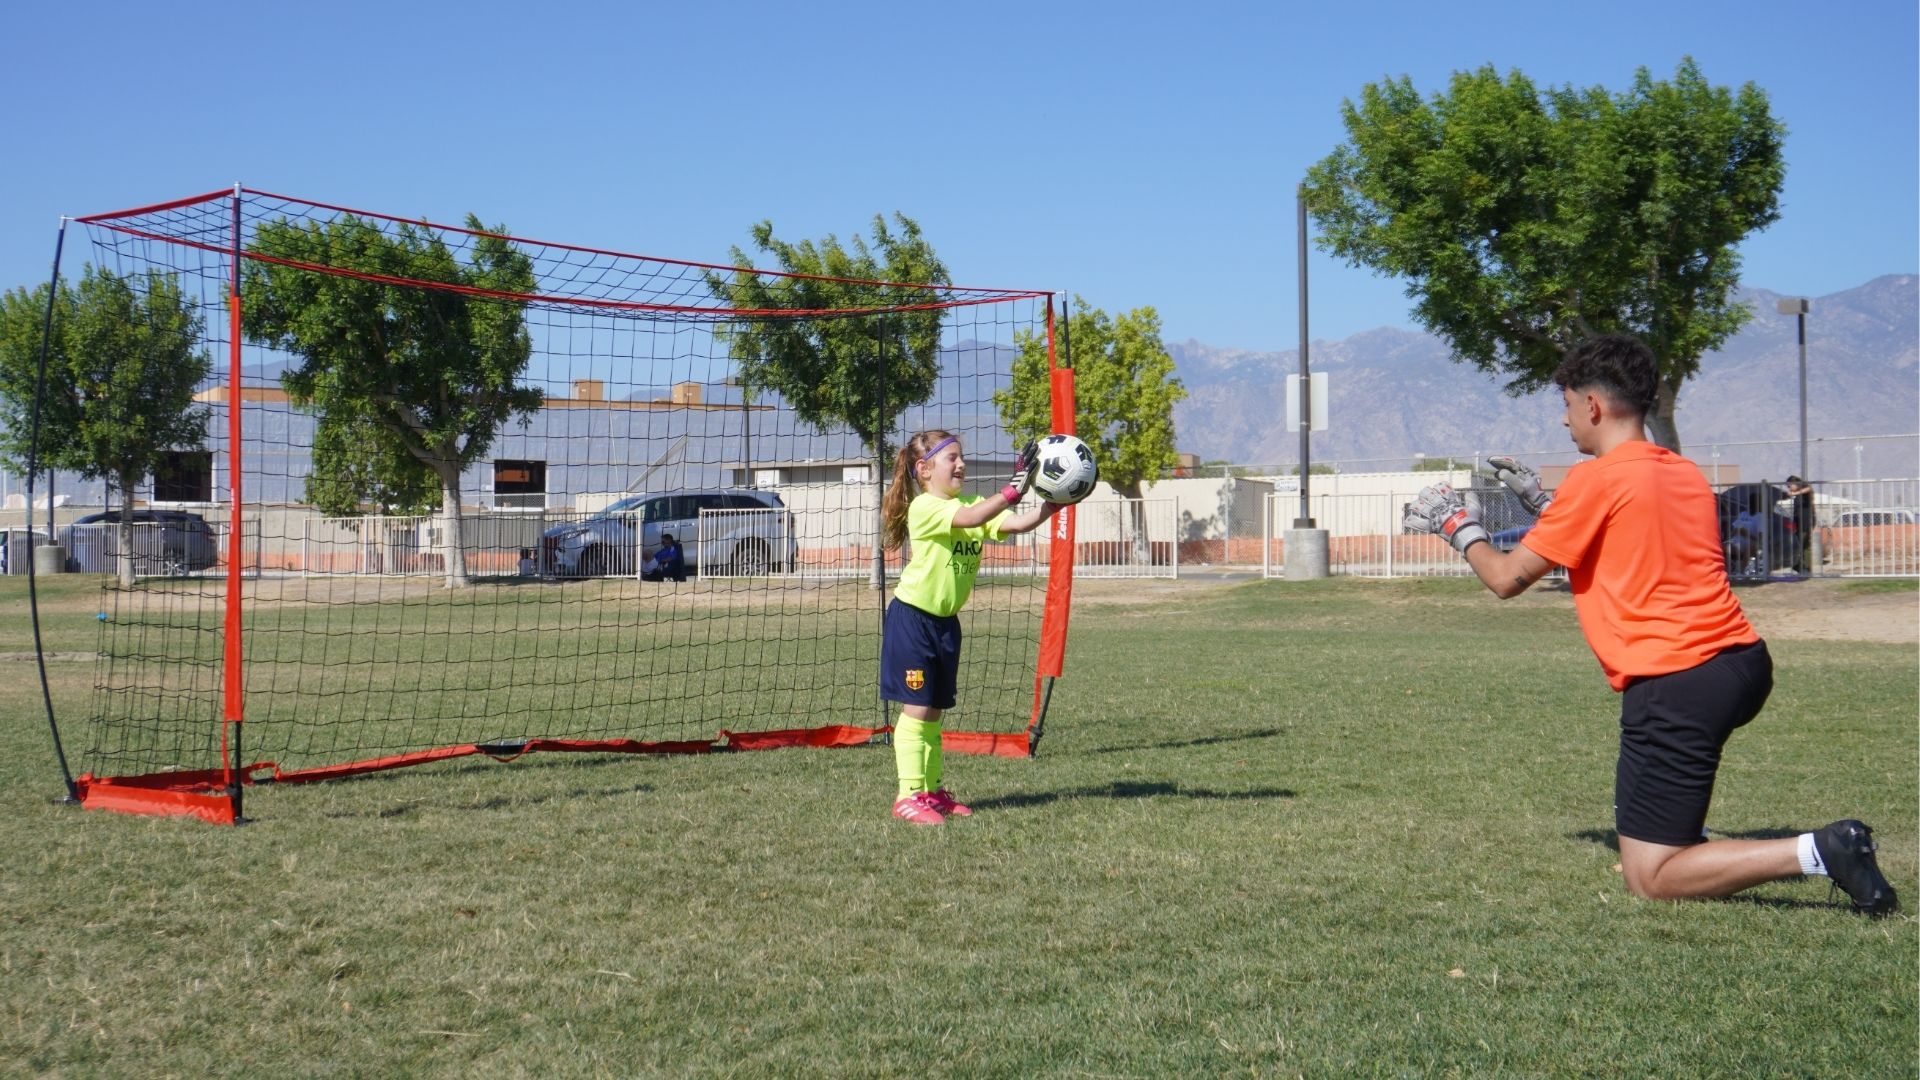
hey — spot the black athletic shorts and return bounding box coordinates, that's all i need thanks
[1614,640,1773,847]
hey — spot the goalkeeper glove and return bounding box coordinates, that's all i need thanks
[1403,483,1490,555]
[1487,456,1552,515]
[1007,439,1038,498]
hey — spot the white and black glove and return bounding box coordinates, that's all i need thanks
[1403,483,1490,555]
[1008,439,1038,497]
[1487,456,1551,516]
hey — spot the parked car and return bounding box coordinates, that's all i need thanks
[1830,508,1918,528]
[539,489,796,578]
[67,509,219,575]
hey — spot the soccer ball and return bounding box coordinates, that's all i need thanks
[1029,434,1099,505]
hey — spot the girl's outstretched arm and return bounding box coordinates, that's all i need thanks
[996,499,1064,537]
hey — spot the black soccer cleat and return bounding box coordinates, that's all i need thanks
[1814,820,1900,917]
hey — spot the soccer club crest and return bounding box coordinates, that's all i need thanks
[904,669,925,691]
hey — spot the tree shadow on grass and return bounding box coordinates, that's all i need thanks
[973,779,1295,811]
[307,764,652,814]
[319,779,653,820]
[1089,727,1289,755]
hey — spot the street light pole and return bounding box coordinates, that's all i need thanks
[1295,183,1314,528]
[1777,298,1810,482]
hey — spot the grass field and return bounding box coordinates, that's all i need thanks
[1,574,1913,1077]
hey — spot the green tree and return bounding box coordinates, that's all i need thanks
[997,297,1187,502]
[704,215,950,585]
[240,214,542,587]
[0,285,81,479]
[704,215,950,451]
[0,267,210,585]
[1303,58,1784,451]
[1410,457,1459,472]
[998,298,1187,564]
[305,408,441,517]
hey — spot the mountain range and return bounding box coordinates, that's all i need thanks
[1168,274,1918,480]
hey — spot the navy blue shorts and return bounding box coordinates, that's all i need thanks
[880,599,961,710]
[1615,641,1773,847]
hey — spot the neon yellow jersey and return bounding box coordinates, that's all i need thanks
[893,492,1009,617]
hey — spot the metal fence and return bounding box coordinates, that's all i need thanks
[1262,476,1920,581]
[1808,478,1920,578]
[1262,485,1540,580]
[300,514,549,577]
[1060,498,1179,579]
[1185,432,1919,488]
[0,529,52,576]
[62,519,261,579]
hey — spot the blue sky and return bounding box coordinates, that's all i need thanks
[2,0,1913,351]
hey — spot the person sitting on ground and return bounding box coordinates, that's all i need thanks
[643,533,686,582]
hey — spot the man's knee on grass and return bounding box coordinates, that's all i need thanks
[1617,836,1726,901]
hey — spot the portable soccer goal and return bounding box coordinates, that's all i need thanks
[27,187,1080,824]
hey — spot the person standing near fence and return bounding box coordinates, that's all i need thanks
[1402,333,1896,914]
[1785,476,1816,573]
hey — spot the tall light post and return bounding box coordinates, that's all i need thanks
[1295,183,1314,528]
[1777,297,1810,482]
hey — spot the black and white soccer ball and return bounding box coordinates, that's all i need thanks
[1030,434,1099,505]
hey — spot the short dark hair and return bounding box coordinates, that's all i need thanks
[1553,333,1658,418]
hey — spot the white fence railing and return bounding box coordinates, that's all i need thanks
[62,519,262,579]
[300,514,550,577]
[1263,477,1920,580]
[1810,478,1920,578]
[1262,487,1532,579]
[1059,498,1179,579]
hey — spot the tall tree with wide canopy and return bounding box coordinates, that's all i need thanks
[1303,58,1785,451]
[997,297,1186,561]
[705,214,950,584]
[240,214,542,586]
[705,214,950,451]
[0,267,210,585]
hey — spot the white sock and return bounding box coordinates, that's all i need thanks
[1797,832,1826,877]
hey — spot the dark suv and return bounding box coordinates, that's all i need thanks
[539,489,796,578]
[68,510,219,575]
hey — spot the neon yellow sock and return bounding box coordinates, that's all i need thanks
[924,719,944,792]
[894,714,928,799]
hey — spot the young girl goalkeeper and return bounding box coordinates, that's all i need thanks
[879,429,1061,825]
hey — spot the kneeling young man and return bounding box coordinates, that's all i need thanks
[1404,333,1896,914]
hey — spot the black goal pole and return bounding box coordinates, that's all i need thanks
[27,218,79,804]
[1028,288,1074,756]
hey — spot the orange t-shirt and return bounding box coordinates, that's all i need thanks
[1520,440,1758,690]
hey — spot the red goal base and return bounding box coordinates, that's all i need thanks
[73,725,1037,824]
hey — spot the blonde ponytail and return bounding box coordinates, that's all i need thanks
[881,429,953,551]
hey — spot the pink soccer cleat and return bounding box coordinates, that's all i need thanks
[892,793,945,826]
[926,789,972,817]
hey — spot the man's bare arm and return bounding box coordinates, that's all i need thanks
[1462,542,1555,599]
